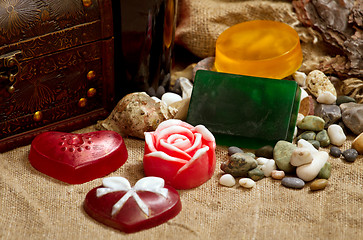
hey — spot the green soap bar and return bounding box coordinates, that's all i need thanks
[187,70,301,149]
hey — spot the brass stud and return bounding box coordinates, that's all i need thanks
[87,88,97,98]
[82,0,92,7]
[78,98,87,108]
[33,111,43,122]
[7,85,15,94]
[87,70,96,80]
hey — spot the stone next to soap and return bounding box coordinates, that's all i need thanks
[340,102,363,135]
[187,70,301,149]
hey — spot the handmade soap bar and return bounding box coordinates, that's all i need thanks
[29,131,128,184]
[84,176,182,233]
[143,119,216,189]
[215,20,302,79]
[186,70,301,149]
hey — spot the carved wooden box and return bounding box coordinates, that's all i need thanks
[0,0,114,152]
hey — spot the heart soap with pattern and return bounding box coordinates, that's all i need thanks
[28,131,128,184]
[83,177,182,233]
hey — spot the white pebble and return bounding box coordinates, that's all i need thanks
[300,87,309,102]
[271,170,285,180]
[161,92,182,106]
[293,126,298,139]
[328,124,346,146]
[297,139,319,153]
[293,71,307,87]
[290,147,313,166]
[260,159,276,177]
[296,113,305,125]
[317,91,337,104]
[239,178,256,188]
[256,157,269,165]
[219,174,236,187]
[296,151,328,181]
[179,77,193,99]
[151,96,161,102]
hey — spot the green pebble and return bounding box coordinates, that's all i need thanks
[297,115,325,131]
[297,131,316,141]
[307,140,320,150]
[245,152,256,159]
[317,162,332,179]
[248,168,265,181]
[316,130,330,147]
[220,153,258,177]
[336,95,356,105]
[273,140,296,173]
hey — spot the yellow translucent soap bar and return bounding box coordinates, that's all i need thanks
[215,20,303,79]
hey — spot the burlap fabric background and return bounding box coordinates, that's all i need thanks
[0,125,362,240]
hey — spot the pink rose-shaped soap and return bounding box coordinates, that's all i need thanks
[143,119,216,189]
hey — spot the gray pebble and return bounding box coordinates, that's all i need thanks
[342,149,358,162]
[281,177,305,189]
[248,168,265,181]
[156,85,166,99]
[316,130,330,147]
[147,87,156,97]
[228,146,243,156]
[307,140,320,150]
[336,95,356,105]
[329,146,341,158]
[297,131,316,141]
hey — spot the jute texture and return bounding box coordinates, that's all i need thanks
[0,125,362,240]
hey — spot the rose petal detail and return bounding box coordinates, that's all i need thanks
[195,125,215,142]
[144,151,188,185]
[167,134,193,150]
[172,146,211,189]
[144,132,157,154]
[185,133,202,155]
[155,119,194,136]
[156,126,194,148]
[159,139,192,160]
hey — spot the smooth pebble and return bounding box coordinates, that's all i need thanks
[297,139,319,153]
[352,132,363,154]
[290,147,313,167]
[317,162,332,179]
[317,91,337,104]
[296,151,329,182]
[219,174,236,187]
[161,92,182,106]
[256,157,269,165]
[310,179,328,191]
[329,146,341,158]
[239,178,256,188]
[260,159,276,177]
[255,145,274,159]
[297,115,325,131]
[271,170,285,180]
[316,130,330,147]
[248,168,265,181]
[281,177,305,189]
[342,149,359,162]
[293,71,307,87]
[228,146,243,156]
[328,124,346,146]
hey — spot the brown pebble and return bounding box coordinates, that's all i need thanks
[271,170,285,180]
[310,179,328,191]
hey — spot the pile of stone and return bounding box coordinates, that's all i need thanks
[219,69,363,191]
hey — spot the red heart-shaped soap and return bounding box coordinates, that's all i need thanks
[29,131,128,184]
[83,177,182,233]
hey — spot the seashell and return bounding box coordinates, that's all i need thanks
[340,78,363,104]
[96,92,177,139]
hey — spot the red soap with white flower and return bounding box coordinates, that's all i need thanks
[143,119,216,189]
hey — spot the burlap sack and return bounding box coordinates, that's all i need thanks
[175,0,335,74]
[0,125,362,240]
